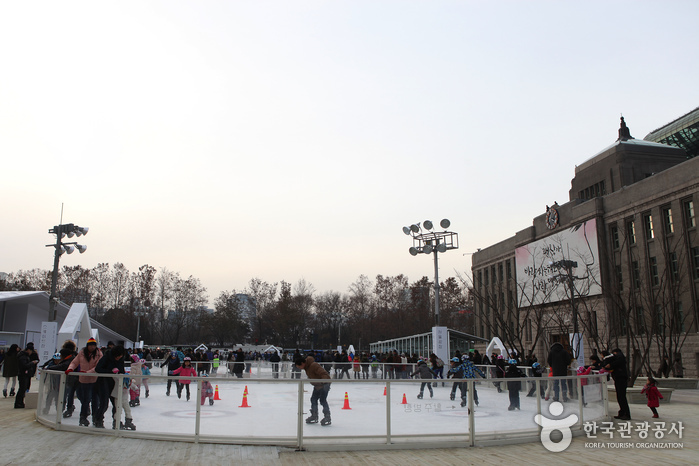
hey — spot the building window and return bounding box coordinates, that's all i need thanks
[663,207,674,234]
[484,269,489,286]
[655,304,663,334]
[611,225,620,249]
[650,257,659,286]
[632,261,641,289]
[684,199,696,228]
[675,302,685,333]
[644,214,654,240]
[616,265,623,291]
[636,307,645,334]
[491,266,496,285]
[692,247,699,280]
[627,220,636,245]
[506,260,512,279]
[498,263,504,282]
[670,252,679,282]
[477,271,482,288]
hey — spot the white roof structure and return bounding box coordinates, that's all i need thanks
[0,291,133,350]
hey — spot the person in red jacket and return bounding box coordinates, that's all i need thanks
[641,376,664,418]
[172,357,196,401]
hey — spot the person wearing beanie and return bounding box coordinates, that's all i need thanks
[14,345,38,408]
[60,340,79,418]
[66,338,103,426]
[129,354,143,407]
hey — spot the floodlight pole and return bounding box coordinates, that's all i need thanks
[403,220,458,329]
[46,223,88,321]
[48,225,64,322]
[433,248,440,327]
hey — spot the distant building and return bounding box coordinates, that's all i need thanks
[472,113,699,376]
[644,106,699,159]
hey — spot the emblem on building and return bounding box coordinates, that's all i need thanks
[545,204,559,230]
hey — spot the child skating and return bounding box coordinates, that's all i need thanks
[200,374,214,406]
[140,359,151,398]
[505,359,525,411]
[129,354,142,407]
[410,359,435,399]
[172,357,196,401]
[641,376,663,418]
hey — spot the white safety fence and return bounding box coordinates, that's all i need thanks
[36,370,609,451]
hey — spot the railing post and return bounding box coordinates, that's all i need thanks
[56,372,66,427]
[536,378,542,436]
[577,376,584,427]
[115,373,123,436]
[468,379,475,447]
[385,381,391,444]
[195,378,201,443]
[297,380,304,450]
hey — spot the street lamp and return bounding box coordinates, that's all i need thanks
[46,223,89,321]
[134,299,148,349]
[403,219,459,326]
[550,259,580,359]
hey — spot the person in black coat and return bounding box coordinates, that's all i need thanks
[269,350,281,379]
[14,346,38,408]
[95,345,126,427]
[166,352,182,396]
[547,342,572,402]
[605,348,630,420]
[233,348,245,378]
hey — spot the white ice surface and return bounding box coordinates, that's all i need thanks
[42,374,605,441]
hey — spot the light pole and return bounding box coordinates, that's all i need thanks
[550,259,580,359]
[46,223,89,321]
[403,219,459,326]
[134,299,148,349]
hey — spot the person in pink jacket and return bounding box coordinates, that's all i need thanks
[65,338,103,426]
[172,357,196,401]
[200,374,214,406]
[641,376,664,418]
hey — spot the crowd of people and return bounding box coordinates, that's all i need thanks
[1,339,649,428]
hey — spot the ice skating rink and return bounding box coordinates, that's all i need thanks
[37,371,606,446]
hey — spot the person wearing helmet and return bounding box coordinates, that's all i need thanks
[447,355,486,408]
[40,352,65,415]
[200,373,215,406]
[527,361,545,397]
[129,354,143,407]
[140,359,151,399]
[410,360,436,399]
[505,359,525,411]
[172,357,196,401]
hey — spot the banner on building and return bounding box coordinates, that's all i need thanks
[39,322,58,366]
[515,219,601,307]
[432,326,449,365]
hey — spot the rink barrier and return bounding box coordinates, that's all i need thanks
[151,359,566,382]
[35,370,609,451]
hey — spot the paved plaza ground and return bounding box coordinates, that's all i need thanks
[1,382,697,465]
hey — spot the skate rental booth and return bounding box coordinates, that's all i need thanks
[35,365,610,451]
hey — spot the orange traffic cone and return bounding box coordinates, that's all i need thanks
[383,386,386,396]
[214,385,222,401]
[342,392,352,410]
[239,391,251,408]
[401,393,408,404]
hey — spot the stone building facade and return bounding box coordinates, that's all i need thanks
[472,116,699,377]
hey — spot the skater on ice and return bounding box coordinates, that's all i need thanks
[200,373,215,406]
[410,359,435,399]
[172,356,196,401]
[295,354,332,426]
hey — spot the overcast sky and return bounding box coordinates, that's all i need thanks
[2,1,698,306]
